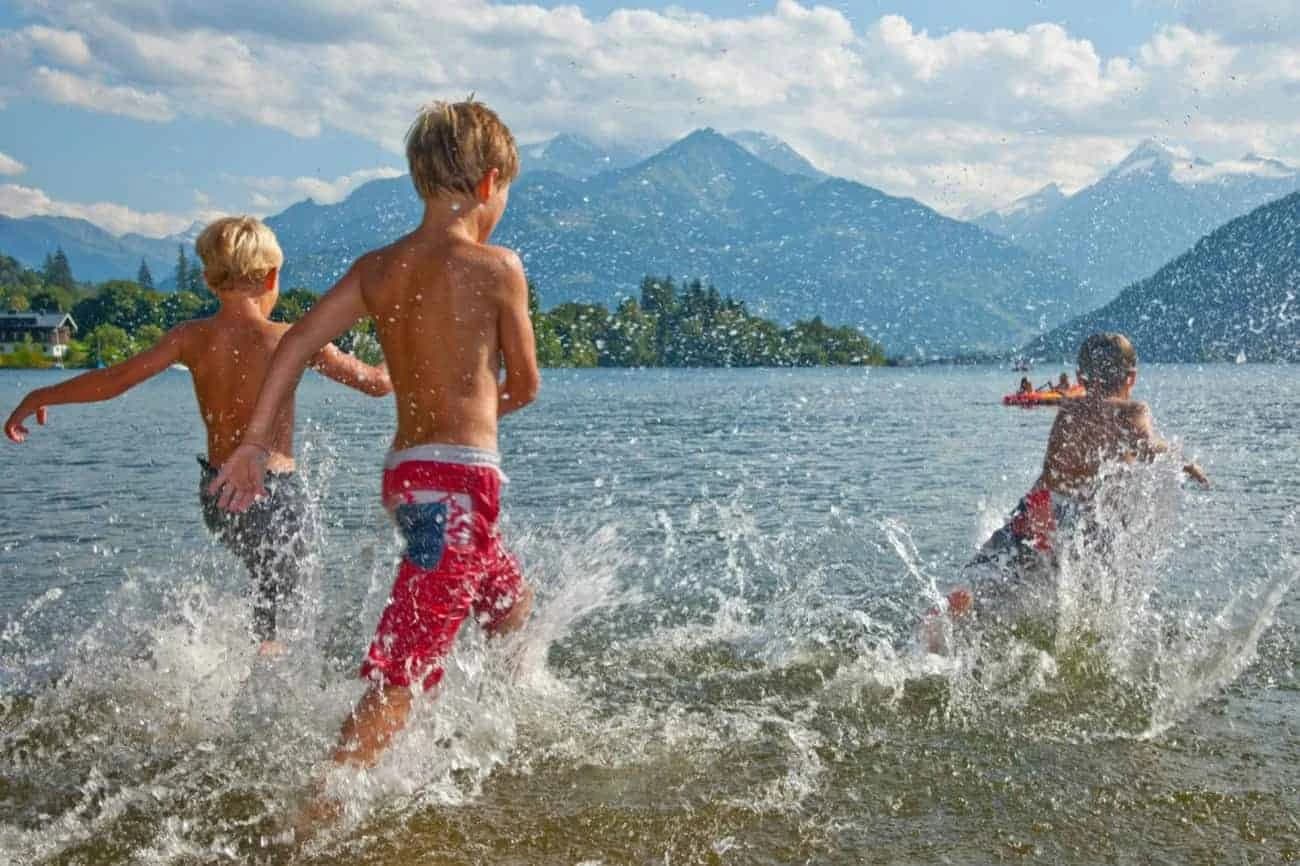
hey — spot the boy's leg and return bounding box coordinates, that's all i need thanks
[476,540,532,637]
[332,683,414,767]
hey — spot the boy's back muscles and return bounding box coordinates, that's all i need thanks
[360,235,535,453]
[177,317,298,468]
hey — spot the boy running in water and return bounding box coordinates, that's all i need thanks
[928,333,1207,641]
[208,100,539,772]
[4,217,392,654]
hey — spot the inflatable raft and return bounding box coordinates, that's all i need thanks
[1002,386,1085,406]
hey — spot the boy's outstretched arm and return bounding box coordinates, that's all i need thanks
[496,253,540,417]
[208,263,368,511]
[4,327,185,443]
[1129,403,1209,486]
[311,343,392,397]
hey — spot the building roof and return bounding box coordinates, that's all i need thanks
[0,312,77,331]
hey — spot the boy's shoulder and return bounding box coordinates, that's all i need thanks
[363,237,523,288]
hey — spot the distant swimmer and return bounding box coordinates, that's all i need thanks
[925,332,1208,651]
[3,217,392,655]
[207,100,539,817]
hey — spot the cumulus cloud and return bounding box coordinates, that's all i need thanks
[3,1,1299,213]
[234,166,405,211]
[31,67,173,121]
[0,182,208,236]
[0,152,25,176]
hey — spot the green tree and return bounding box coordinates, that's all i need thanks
[27,289,67,312]
[133,323,165,352]
[72,280,163,334]
[42,248,74,291]
[273,288,318,323]
[2,335,53,369]
[187,260,204,294]
[603,298,658,367]
[6,293,30,312]
[175,245,189,291]
[87,323,131,365]
[162,290,211,327]
[137,259,154,290]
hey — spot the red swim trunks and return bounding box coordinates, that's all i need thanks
[360,445,525,690]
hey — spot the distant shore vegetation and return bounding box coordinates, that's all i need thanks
[0,251,887,370]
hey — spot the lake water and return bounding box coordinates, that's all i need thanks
[0,365,1296,865]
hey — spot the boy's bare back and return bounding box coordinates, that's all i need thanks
[1039,396,1156,495]
[357,232,533,453]
[177,316,297,470]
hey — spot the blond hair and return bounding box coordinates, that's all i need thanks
[1077,332,1137,394]
[195,216,283,291]
[405,100,519,199]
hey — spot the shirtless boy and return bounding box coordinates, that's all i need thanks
[4,217,391,653]
[928,333,1207,640]
[207,100,540,771]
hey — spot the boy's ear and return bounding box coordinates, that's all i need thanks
[475,168,501,202]
[263,268,279,293]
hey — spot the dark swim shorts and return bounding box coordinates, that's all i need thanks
[962,487,1085,616]
[197,457,309,642]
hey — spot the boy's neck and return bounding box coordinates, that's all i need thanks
[416,197,494,244]
[216,293,273,320]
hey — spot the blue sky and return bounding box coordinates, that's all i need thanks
[1,1,1297,234]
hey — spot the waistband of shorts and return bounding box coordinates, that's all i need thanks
[197,456,296,481]
[384,444,502,471]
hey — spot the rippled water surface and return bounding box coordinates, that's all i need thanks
[1,365,1297,864]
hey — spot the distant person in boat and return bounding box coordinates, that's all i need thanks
[3,216,392,655]
[925,332,1208,650]
[1018,377,1034,395]
[207,100,539,802]
[1055,372,1071,392]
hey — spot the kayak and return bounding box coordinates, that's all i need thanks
[1002,386,1085,406]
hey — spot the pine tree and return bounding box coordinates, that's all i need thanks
[137,259,154,289]
[188,260,204,294]
[175,245,188,291]
[43,247,74,291]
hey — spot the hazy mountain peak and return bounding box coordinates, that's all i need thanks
[521,133,640,180]
[727,130,824,178]
[1111,139,1180,179]
[993,182,1066,217]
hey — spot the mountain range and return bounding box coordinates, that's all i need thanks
[5,131,1299,357]
[269,129,1085,354]
[0,214,188,284]
[1024,191,1300,363]
[976,141,1300,299]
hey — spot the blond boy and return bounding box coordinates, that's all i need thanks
[209,101,540,770]
[4,217,392,653]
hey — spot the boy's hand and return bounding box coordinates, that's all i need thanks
[5,400,47,443]
[1183,462,1210,487]
[207,443,271,512]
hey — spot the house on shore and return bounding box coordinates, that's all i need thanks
[0,312,78,361]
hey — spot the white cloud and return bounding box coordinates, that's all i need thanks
[31,67,173,121]
[3,1,1300,213]
[24,25,92,66]
[235,166,405,211]
[0,182,208,236]
[0,152,25,176]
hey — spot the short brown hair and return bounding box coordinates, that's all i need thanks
[195,216,283,291]
[1077,332,1137,393]
[405,100,519,199]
